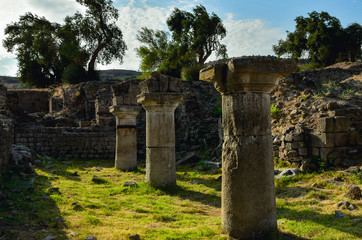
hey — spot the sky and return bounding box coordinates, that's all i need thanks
[0,0,361,76]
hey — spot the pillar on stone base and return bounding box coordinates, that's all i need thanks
[137,72,184,188]
[110,80,141,171]
[110,105,142,171]
[200,57,296,239]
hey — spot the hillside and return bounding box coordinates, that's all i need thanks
[0,69,142,89]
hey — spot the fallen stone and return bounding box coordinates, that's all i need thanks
[176,152,199,166]
[345,185,361,200]
[71,171,79,176]
[129,234,141,240]
[85,237,97,240]
[334,210,345,218]
[123,181,138,187]
[43,236,56,240]
[275,168,300,178]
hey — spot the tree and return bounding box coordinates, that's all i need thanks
[273,11,362,67]
[3,13,62,87]
[74,0,127,74]
[3,0,126,87]
[136,5,227,78]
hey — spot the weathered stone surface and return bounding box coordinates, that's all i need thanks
[310,132,335,148]
[110,105,141,171]
[222,92,271,137]
[138,78,184,187]
[200,56,296,94]
[200,57,296,239]
[138,72,181,93]
[317,117,350,133]
[222,135,276,239]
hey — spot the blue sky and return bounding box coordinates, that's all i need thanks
[0,0,361,76]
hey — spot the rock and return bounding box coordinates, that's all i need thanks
[71,171,79,176]
[348,204,357,211]
[43,236,56,240]
[176,152,199,166]
[334,210,345,218]
[300,159,316,172]
[123,181,138,187]
[351,218,361,223]
[311,183,319,188]
[276,168,299,178]
[333,176,343,182]
[347,166,360,173]
[345,185,361,200]
[129,234,141,240]
[85,237,97,240]
[336,201,350,208]
[199,161,221,170]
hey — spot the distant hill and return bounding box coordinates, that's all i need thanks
[0,69,143,89]
[0,76,21,89]
[97,69,142,80]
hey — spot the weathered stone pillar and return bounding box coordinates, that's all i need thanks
[110,80,141,171]
[137,72,184,187]
[200,57,296,239]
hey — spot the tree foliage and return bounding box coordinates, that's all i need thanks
[3,0,126,87]
[136,5,227,78]
[273,11,362,67]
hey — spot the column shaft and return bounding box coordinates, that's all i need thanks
[222,92,276,239]
[145,110,176,186]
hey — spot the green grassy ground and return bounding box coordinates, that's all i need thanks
[0,158,361,240]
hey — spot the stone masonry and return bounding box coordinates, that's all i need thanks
[110,80,142,171]
[311,116,359,166]
[14,127,115,160]
[137,72,184,187]
[200,56,297,239]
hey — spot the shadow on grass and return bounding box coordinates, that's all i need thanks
[277,232,308,240]
[276,186,313,199]
[0,169,67,240]
[160,184,221,208]
[277,206,362,239]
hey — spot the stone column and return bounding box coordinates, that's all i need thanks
[110,80,141,171]
[200,57,296,239]
[110,105,142,170]
[137,72,184,188]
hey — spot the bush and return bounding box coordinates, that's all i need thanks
[181,64,204,81]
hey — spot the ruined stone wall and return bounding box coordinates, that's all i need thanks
[8,89,49,113]
[0,121,14,172]
[14,127,115,160]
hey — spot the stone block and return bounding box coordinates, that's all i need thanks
[287,150,298,157]
[310,132,334,148]
[335,132,355,147]
[285,132,303,142]
[289,156,303,162]
[317,117,350,133]
[298,148,308,156]
[291,141,304,149]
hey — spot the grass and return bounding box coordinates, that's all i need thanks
[0,158,361,240]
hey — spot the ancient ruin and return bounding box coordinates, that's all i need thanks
[137,72,184,187]
[110,80,141,171]
[200,57,297,239]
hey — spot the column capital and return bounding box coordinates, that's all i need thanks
[200,56,297,94]
[137,92,184,111]
[109,105,142,119]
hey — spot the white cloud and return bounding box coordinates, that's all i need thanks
[219,13,285,59]
[99,0,171,71]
